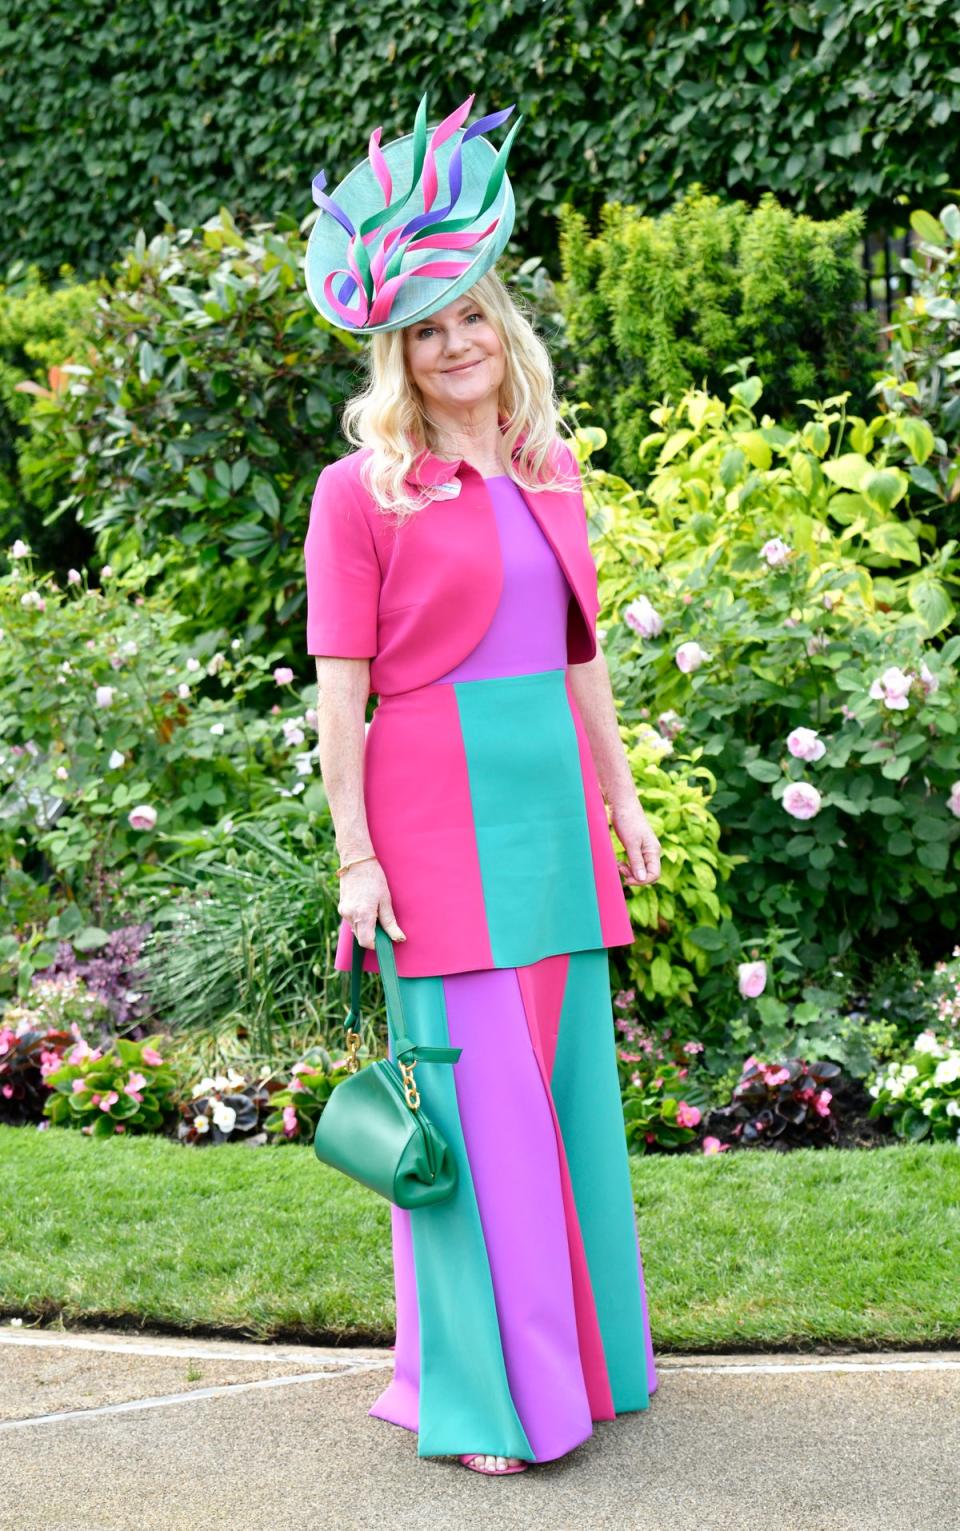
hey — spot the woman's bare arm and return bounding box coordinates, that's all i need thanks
[567,649,662,885]
[313,657,406,946]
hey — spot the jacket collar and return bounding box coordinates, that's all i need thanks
[403,427,531,489]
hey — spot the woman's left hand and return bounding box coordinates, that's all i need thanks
[610,797,662,887]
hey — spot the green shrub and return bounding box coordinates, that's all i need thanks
[559,189,881,478]
[578,374,960,987]
[43,1031,179,1138]
[12,209,358,648]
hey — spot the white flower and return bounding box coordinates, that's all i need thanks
[284,725,305,747]
[122,640,138,657]
[178,683,190,699]
[95,685,115,708]
[305,707,318,730]
[900,1064,919,1083]
[948,782,960,820]
[657,709,684,740]
[67,568,82,584]
[108,749,125,769]
[294,752,316,776]
[675,641,709,674]
[920,661,939,696]
[100,564,113,579]
[737,961,767,999]
[921,1098,935,1116]
[207,652,226,675]
[20,590,44,610]
[786,726,826,763]
[868,1083,881,1098]
[868,666,913,711]
[946,1101,960,1119]
[913,1031,945,1056]
[193,1113,210,1134]
[127,804,157,831]
[782,782,822,820]
[221,818,234,834]
[211,1099,237,1134]
[933,1056,960,1087]
[624,596,664,639]
[209,722,225,736]
[231,638,241,650]
[186,657,201,672]
[55,766,69,780]
[10,540,30,559]
[760,537,791,568]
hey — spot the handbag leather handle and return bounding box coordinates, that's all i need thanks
[347,922,462,1068]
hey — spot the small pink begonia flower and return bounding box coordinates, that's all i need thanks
[98,1091,119,1111]
[738,961,767,999]
[782,781,822,820]
[282,1103,299,1138]
[141,1047,163,1066]
[675,641,709,673]
[814,1089,833,1117]
[760,537,791,568]
[676,1102,701,1128]
[274,666,295,685]
[128,804,158,831]
[124,1072,148,1101]
[624,596,664,639]
[763,1066,791,1087]
[702,1136,729,1155]
[786,726,826,763]
[868,666,914,711]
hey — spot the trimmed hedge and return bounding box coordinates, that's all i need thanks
[2,0,958,280]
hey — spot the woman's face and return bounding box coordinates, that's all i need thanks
[403,293,505,415]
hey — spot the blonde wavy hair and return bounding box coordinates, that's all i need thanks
[339,266,575,521]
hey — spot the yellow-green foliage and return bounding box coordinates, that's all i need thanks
[617,740,742,1008]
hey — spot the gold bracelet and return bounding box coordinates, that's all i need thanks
[335,853,378,879]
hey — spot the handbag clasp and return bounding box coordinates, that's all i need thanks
[345,1027,362,1074]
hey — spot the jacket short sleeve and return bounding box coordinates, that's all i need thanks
[303,465,381,658]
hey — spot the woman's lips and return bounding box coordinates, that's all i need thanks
[443,358,483,374]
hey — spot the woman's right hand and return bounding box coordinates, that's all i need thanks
[338,857,406,950]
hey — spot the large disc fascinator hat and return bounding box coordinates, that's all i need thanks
[305,91,522,335]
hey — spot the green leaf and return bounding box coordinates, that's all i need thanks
[809,844,834,868]
[917,841,949,871]
[881,756,911,781]
[72,926,110,952]
[823,453,870,492]
[860,469,908,517]
[908,578,956,636]
[865,522,920,564]
[910,210,947,247]
[894,417,935,465]
[252,479,281,518]
[867,796,903,815]
[745,759,782,782]
[729,377,762,411]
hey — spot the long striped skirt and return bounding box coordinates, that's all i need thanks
[368,947,658,1462]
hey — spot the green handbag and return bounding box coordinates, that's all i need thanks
[313,922,462,1208]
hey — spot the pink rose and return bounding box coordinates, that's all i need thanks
[868,666,913,711]
[760,537,792,568]
[737,961,767,999]
[624,596,664,639]
[782,782,822,820]
[676,1101,701,1128]
[128,804,158,831]
[675,641,709,674]
[273,667,295,685]
[657,710,684,740]
[786,726,826,763]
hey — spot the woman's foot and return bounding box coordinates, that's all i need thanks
[459,1453,528,1475]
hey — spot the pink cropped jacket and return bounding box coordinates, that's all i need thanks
[303,436,599,693]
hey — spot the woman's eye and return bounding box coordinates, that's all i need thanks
[465,312,483,323]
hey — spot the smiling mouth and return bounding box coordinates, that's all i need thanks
[443,358,483,374]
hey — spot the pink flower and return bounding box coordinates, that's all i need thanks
[786,726,826,763]
[683,1040,704,1054]
[289,1076,304,1092]
[868,666,914,711]
[128,804,157,831]
[702,1136,728,1154]
[71,1079,87,1094]
[657,709,684,740]
[675,641,709,673]
[39,1049,63,1078]
[763,1066,790,1087]
[613,989,636,1010]
[760,537,792,568]
[274,666,295,685]
[98,1091,119,1112]
[1,1084,12,1099]
[114,1124,127,1134]
[91,1094,101,1106]
[282,1103,299,1138]
[920,661,939,697]
[124,1072,147,1102]
[141,1047,163,1066]
[676,1101,701,1128]
[67,567,82,584]
[624,596,664,639]
[782,782,822,820]
[814,1088,833,1117]
[738,961,767,999]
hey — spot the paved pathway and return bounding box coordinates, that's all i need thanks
[1,1327,957,1530]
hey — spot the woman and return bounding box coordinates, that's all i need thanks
[304,93,661,1476]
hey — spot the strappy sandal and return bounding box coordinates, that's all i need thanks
[459,1453,529,1475]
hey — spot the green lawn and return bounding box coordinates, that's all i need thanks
[2,1126,958,1350]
